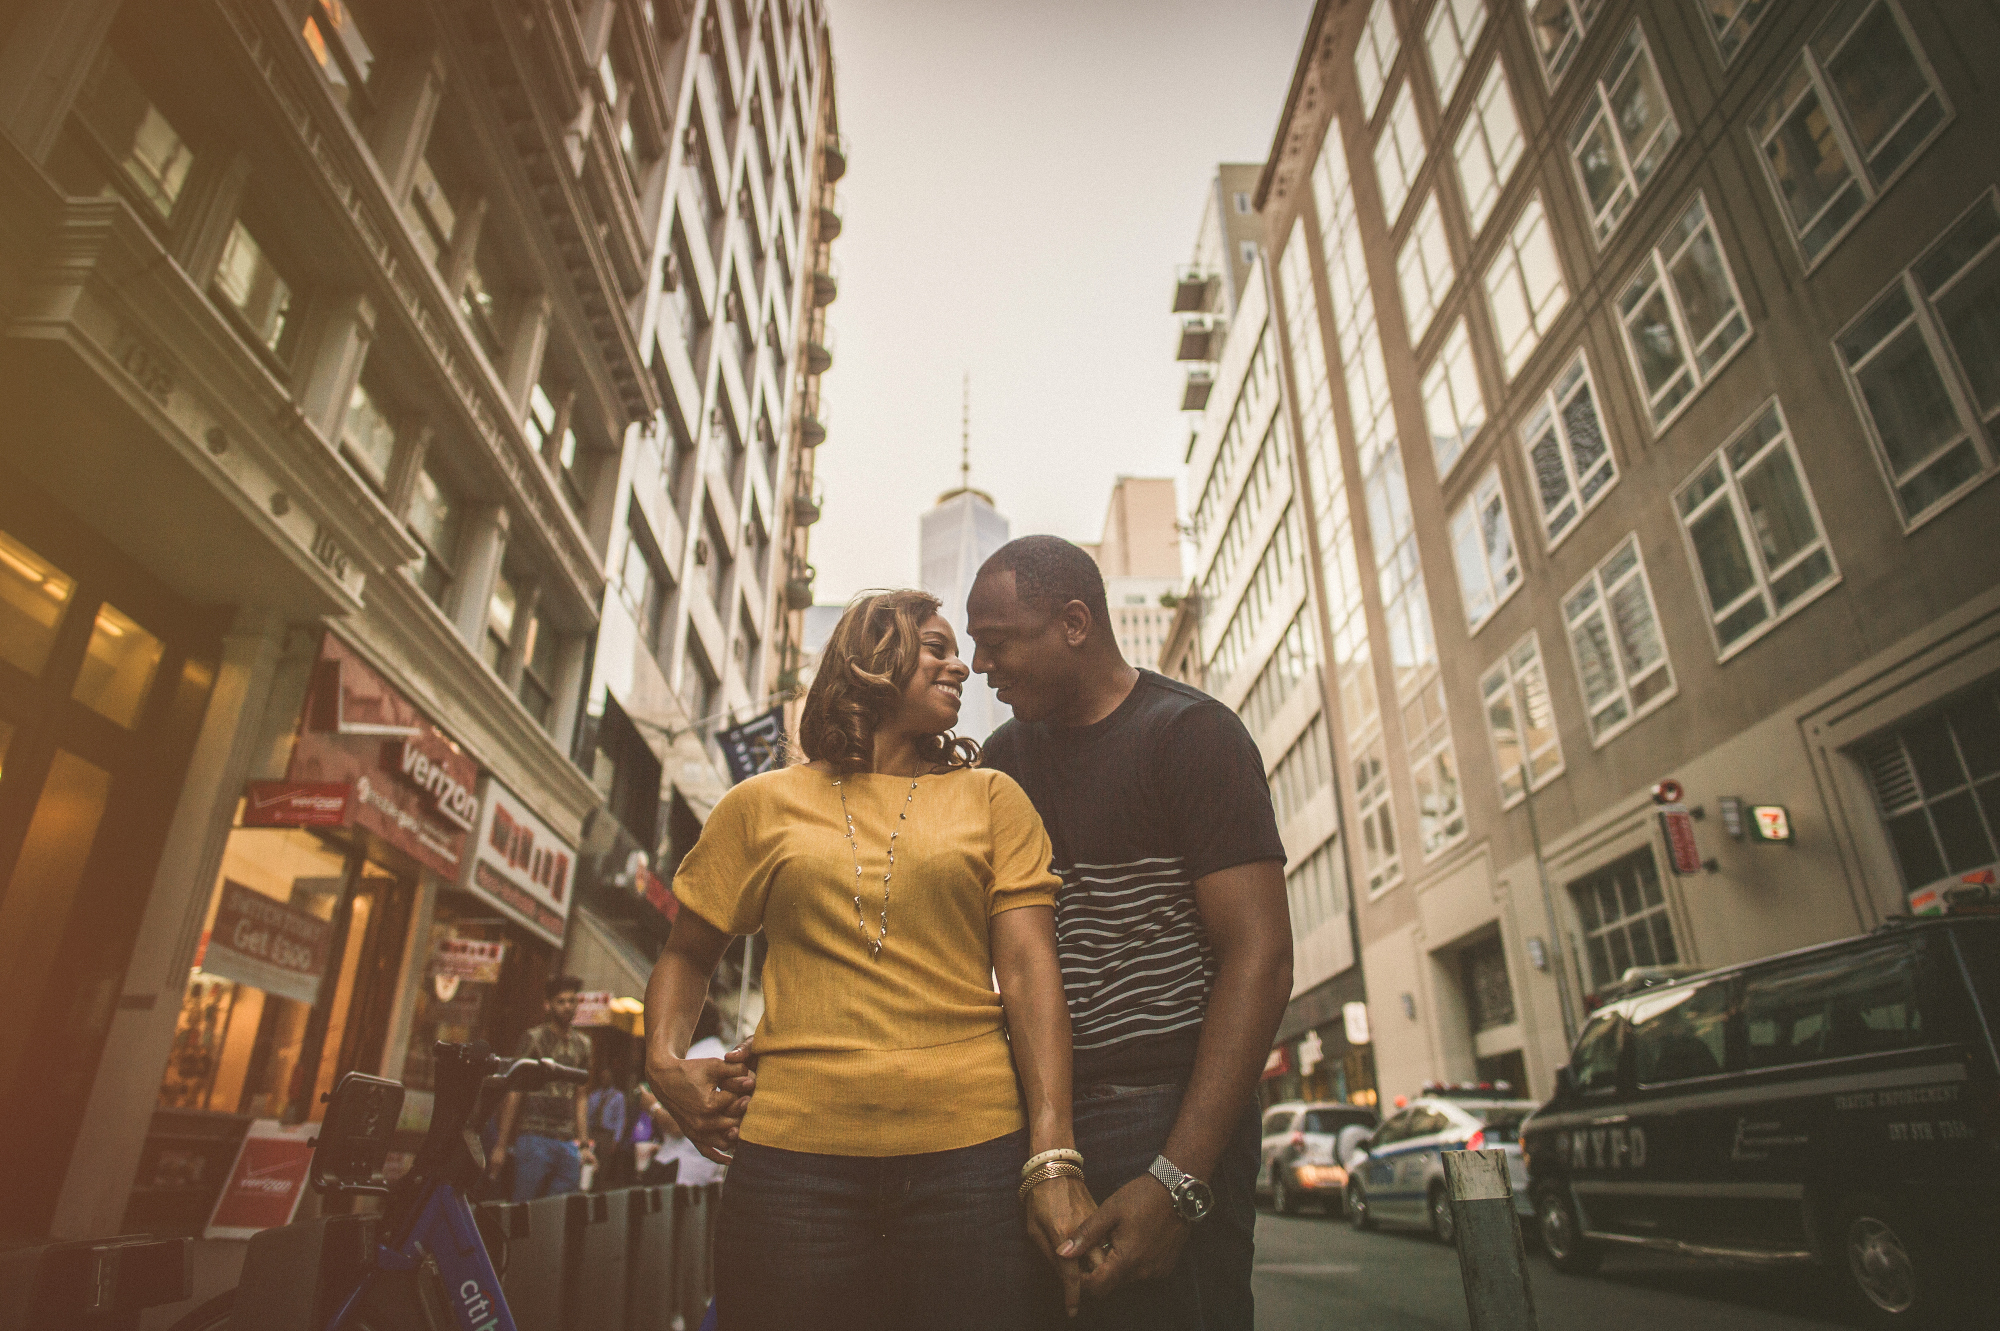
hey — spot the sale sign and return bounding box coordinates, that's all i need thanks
[205,1119,316,1239]
[199,880,333,1005]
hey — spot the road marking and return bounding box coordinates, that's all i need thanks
[1253,1263,1361,1276]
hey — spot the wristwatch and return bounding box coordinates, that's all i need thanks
[1147,1155,1214,1224]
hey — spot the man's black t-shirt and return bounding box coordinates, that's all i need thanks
[981,670,1285,1087]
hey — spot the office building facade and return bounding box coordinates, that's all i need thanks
[0,0,834,1251]
[1080,476,1181,668]
[1255,0,2000,1102]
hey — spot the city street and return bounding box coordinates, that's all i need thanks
[1252,1210,1850,1331]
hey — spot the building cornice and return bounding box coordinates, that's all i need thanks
[1255,0,1341,215]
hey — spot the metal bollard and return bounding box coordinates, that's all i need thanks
[1441,1149,1538,1331]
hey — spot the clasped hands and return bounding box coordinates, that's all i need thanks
[643,1039,759,1163]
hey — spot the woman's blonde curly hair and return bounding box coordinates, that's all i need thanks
[797,589,980,774]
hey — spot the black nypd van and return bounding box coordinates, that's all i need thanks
[1521,913,1997,1327]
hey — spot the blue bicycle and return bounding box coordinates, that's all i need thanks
[166,1041,587,1331]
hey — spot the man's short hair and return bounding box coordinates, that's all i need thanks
[546,975,584,1000]
[979,535,1112,634]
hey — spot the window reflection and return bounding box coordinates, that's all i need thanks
[0,530,76,679]
[72,602,164,728]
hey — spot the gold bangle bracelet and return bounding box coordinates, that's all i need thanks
[1017,1161,1084,1203]
[1019,1148,1084,1179]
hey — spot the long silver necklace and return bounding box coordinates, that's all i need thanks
[832,775,918,960]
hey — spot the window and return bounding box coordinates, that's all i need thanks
[1234,191,1253,214]
[302,0,381,113]
[1631,978,1730,1083]
[1209,506,1303,684]
[1744,943,1925,1070]
[1520,351,1616,546]
[341,376,397,490]
[1374,85,1425,224]
[212,220,294,355]
[1422,320,1485,477]
[1569,24,1680,244]
[406,155,458,269]
[0,529,77,679]
[484,570,517,672]
[1836,191,2000,526]
[460,236,511,360]
[1425,0,1488,105]
[1460,934,1516,1032]
[1523,0,1602,85]
[1397,194,1455,343]
[1355,0,1402,120]
[1363,444,1437,693]
[1453,62,1523,235]
[1618,194,1750,428]
[736,606,761,691]
[706,513,735,616]
[1238,609,1318,737]
[621,515,669,652]
[1674,400,1838,657]
[1287,837,1348,939]
[1355,737,1400,893]
[1405,676,1465,855]
[1240,240,1260,268]
[1269,717,1331,827]
[518,612,558,726]
[681,637,719,733]
[1567,1011,1622,1091]
[1480,631,1562,805]
[72,49,195,221]
[526,381,571,466]
[1749,1,1947,267]
[1563,534,1674,742]
[1484,194,1567,379]
[1697,0,1770,64]
[407,465,461,608]
[1450,467,1520,630]
[1859,684,2000,898]
[1570,848,1678,995]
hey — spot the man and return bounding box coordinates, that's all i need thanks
[967,535,1292,1329]
[489,975,597,1201]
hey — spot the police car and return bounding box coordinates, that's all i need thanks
[1521,909,1998,1327]
[1343,1085,1536,1243]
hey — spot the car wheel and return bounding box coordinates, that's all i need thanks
[1428,1183,1457,1246]
[1346,1180,1372,1231]
[1536,1186,1601,1274]
[1273,1171,1298,1216]
[1830,1194,1950,1327]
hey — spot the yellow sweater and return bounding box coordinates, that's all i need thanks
[671,763,1060,1156]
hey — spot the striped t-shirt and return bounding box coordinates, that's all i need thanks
[982,671,1285,1086]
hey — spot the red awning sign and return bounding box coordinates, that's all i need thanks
[241,781,352,827]
[1261,1046,1292,1081]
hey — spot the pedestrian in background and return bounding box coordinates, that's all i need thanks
[488,975,597,1201]
[968,536,1293,1331]
[587,1063,632,1189]
[644,590,1096,1328]
[634,1002,728,1187]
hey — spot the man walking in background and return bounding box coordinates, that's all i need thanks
[489,975,597,1201]
[968,535,1293,1330]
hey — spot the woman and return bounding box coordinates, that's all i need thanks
[643,590,1094,1328]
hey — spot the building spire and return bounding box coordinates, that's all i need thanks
[960,370,971,493]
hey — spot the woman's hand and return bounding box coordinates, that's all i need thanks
[644,1053,748,1163]
[1023,1174,1098,1318]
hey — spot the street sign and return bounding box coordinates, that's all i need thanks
[1659,804,1703,875]
[1749,804,1793,842]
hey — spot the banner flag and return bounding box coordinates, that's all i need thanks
[717,706,787,784]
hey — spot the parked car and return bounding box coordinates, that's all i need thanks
[1521,910,1999,1328]
[1256,1101,1378,1214]
[1345,1087,1536,1242]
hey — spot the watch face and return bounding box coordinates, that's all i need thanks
[1175,1178,1215,1222]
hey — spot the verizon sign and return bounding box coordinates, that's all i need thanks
[396,741,478,831]
[462,777,576,946]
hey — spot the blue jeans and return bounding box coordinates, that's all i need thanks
[1070,1081,1259,1331]
[509,1132,581,1202]
[713,1129,1048,1331]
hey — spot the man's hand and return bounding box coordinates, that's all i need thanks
[1059,1175,1189,1297]
[1023,1175,1096,1318]
[645,1052,749,1163]
[578,1141,597,1169]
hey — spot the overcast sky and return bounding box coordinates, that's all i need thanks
[807,0,1316,603]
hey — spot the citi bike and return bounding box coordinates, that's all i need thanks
[167,1042,587,1330]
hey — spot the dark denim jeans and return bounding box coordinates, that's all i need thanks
[713,1128,1048,1331]
[508,1132,580,1202]
[1069,1081,1259,1331]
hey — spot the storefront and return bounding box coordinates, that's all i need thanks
[128,633,574,1234]
[1264,969,1377,1111]
[0,480,220,1240]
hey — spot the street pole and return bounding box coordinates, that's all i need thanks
[1519,761,1577,1048]
[1442,1149,1539,1331]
